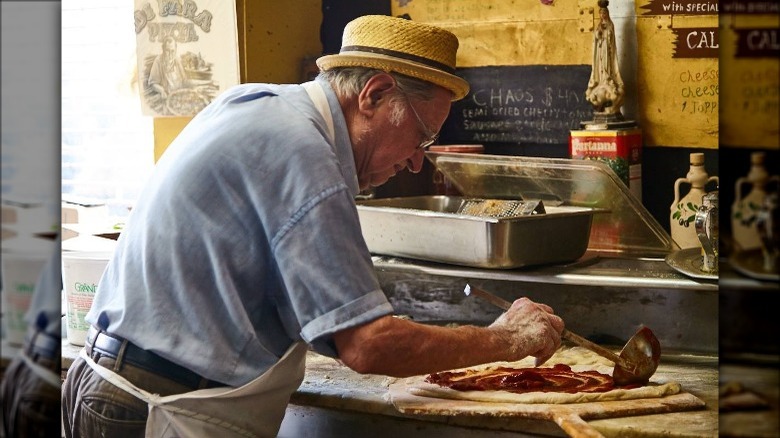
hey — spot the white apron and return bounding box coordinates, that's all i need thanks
[80,341,308,438]
[301,80,335,144]
[20,349,62,389]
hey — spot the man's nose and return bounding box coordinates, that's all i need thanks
[407,152,425,174]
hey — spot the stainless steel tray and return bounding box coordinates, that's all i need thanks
[356,195,603,269]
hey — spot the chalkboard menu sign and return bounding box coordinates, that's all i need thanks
[440,65,593,146]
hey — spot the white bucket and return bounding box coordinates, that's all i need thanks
[62,236,117,346]
[1,237,55,345]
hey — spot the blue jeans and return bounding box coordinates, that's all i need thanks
[61,354,195,438]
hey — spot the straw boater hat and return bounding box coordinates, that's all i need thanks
[317,15,470,101]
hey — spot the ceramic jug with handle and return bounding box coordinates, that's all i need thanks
[670,153,719,249]
[732,152,779,251]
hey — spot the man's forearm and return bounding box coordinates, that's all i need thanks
[334,315,513,377]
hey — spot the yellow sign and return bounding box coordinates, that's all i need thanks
[392,0,594,67]
[635,1,718,148]
[720,13,779,149]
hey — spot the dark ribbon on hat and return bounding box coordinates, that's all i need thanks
[340,45,456,74]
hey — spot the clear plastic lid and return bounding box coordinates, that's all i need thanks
[426,152,676,256]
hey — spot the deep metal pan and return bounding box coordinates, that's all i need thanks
[356,195,605,269]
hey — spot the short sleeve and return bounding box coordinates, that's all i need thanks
[271,185,394,357]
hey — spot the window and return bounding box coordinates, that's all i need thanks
[61,0,154,220]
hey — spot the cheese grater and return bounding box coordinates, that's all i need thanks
[456,199,545,218]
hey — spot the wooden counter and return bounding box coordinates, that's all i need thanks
[280,350,719,438]
[719,363,780,438]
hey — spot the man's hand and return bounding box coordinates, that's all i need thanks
[488,297,565,366]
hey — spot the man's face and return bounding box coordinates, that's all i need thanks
[357,87,452,190]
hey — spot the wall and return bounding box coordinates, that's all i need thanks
[153,0,323,162]
[236,0,323,83]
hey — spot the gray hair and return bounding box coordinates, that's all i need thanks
[317,67,436,127]
[317,67,437,102]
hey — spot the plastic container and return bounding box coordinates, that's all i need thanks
[62,235,117,346]
[1,236,55,345]
[425,152,674,256]
[428,145,484,195]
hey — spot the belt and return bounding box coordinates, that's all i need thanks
[24,329,61,372]
[85,326,226,390]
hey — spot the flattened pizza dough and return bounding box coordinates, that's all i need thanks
[406,346,681,405]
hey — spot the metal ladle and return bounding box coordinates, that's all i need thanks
[464,284,661,386]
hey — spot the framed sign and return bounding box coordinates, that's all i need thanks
[134,0,239,117]
[442,65,593,145]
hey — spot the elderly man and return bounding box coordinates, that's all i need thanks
[62,15,564,437]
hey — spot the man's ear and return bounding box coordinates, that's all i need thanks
[357,73,397,114]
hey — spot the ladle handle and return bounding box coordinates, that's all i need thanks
[561,329,629,369]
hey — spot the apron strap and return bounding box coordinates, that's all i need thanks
[79,349,258,437]
[301,81,335,144]
[79,348,165,406]
[20,349,61,388]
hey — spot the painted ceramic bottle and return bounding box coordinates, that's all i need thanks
[731,152,779,251]
[670,153,719,249]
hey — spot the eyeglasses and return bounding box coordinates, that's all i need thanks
[405,97,439,150]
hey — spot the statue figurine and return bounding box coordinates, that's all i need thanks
[585,0,625,121]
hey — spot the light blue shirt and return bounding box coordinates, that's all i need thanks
[25,243,62,337]
[86,80,394,387]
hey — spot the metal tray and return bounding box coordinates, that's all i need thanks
[356,195,603,269]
